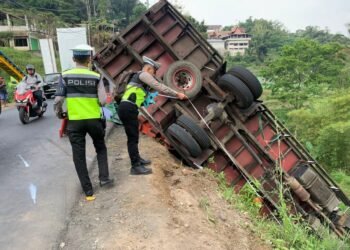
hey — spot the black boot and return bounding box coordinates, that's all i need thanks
[100,178,114,187]
[139,157,151,166]
[85,189,94,196]
[131,162,152,175]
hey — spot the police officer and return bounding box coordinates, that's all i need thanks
[118,56,187,175]
[54,44,113,201]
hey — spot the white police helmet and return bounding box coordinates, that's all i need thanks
[142,56,161,70]
[71,44,93,56]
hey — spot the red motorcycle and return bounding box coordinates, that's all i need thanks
[15,83,47,124]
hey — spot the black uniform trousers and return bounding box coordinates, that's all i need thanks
[67,119,109,195]
[118,101,140,165]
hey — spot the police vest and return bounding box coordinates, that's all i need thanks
[63,68,101,120]
[121,72,148,107]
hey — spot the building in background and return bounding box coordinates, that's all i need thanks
[208,39,226,55]
[0,11,40,51]
[207,25,222,34]
[207,26,251,56]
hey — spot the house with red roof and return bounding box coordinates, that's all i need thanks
[207,26,251,56]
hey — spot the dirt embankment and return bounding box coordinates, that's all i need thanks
[58,126,271,250]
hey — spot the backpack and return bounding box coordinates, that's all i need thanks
[24,74,38,83]
[113,70,137,104]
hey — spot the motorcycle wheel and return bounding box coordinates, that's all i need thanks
[38,109,44,118]
[19,108,29,124]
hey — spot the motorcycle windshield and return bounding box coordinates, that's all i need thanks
[17,82,28,95]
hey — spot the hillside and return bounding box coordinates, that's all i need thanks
[0,47,45,76]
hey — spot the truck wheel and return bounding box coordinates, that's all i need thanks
[166,123,202,157]
[227,66,263,99]
[218,74,254,109]
[176,115,210,149]
[19,108,29,124]
[164,61,202,98]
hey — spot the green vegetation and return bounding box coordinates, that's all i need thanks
[239,17,291,62]
[0,47,47,102]
[295,26,350,45]
[0,47,45,75]
[225,17,350,194]
[0,1,149,48]
[262,39,347,109]
[1,0,145,26]
[185,15,208,38]
[213,171,349,249]
[199,196,216,224]
[287,91,350,172]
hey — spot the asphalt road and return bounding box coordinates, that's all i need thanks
[0,101,97,249]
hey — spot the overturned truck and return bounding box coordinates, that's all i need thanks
[94,0,350,237]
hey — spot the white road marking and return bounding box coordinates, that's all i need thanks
[29,183,37,204]
[17,154,30,168]
[87,157,93,162]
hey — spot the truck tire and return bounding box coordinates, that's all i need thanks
[218,74,254,109]
[166,123,202,157]
[176,115,210,149]
[164,61,202,98]
[227,66,262,99]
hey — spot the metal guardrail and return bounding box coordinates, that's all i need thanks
[0,50,25,80]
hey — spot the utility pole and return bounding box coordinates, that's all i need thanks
[92,0,97,17]
[85,0,92,46]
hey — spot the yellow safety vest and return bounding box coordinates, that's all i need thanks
[63,68,101,120]
[121,72,147,107]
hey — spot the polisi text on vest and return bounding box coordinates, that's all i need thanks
[67,79,97,87]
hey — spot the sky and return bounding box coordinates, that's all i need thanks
[147,0,350,36]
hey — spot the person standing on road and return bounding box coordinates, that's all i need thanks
[0,76,7,107]
[118,56,187,175]
[54,44,114,201]
[22,64,44,110]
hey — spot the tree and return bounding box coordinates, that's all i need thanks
[130,2,148,23]
[295,26,350,45]
[184,15,207,38]
[261,39,346,109]
[238,17,290,62]
[287,92,350,171]
[96,0,112,20]
[16,0,86,24]
[222,25,233,31]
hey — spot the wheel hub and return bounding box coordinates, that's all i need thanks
[174,69,194,90]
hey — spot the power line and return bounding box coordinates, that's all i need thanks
[5,0,82,12]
